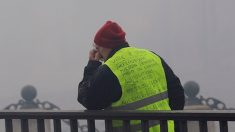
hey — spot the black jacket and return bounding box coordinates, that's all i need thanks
[78,45,185,110]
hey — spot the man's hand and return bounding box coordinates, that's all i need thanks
[89,49,102,61]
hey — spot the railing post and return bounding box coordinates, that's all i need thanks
[87,119,95,132]
[123,120,131,132]
[53,119,61,132]
[37,119,45,132]
[21,119,29,132]
[70,119,78,132]
[5,119,13,132]
[199,120,208,132]
[141,120,149,132]
[178,120,188,132]
[219,121,228,132]
[105,120,112,132]
[160,120,168,132]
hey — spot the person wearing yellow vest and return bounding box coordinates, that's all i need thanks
[78,20,185,132]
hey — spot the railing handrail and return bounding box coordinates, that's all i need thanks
[1,110,235,121]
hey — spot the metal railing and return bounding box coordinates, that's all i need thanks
[1,110,235,132]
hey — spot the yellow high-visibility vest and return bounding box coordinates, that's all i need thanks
[105,47,174,132]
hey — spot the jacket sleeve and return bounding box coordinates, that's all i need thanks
[77,60,122,110]
[160,58,185,110]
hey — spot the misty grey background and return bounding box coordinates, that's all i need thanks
[0,0,234,114]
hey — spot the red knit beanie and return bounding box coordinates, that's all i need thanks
[94,21,127,48]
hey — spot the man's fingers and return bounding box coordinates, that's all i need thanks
[94,52,102,60]
[89,49,102,61]
[89,49,97,60]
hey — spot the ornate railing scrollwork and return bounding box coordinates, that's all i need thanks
[184,81,235,110]
[3,85,100,132]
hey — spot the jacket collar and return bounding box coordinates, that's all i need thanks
[105,44,129,62]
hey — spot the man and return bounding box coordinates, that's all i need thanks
[78,20,185,132]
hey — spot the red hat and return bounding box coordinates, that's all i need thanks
[94,21,126,48]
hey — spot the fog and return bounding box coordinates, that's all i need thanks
[0,0,235,113]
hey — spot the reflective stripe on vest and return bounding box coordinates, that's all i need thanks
[110,91,168,110]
